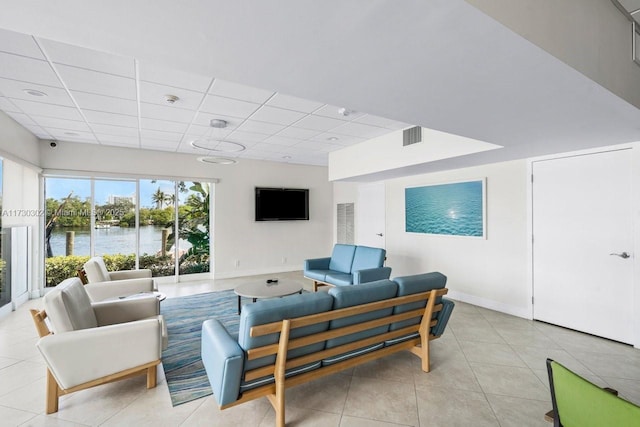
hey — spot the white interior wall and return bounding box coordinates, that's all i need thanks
[39,141,333,280]
[0,112,40,168]
[334,159,530,317]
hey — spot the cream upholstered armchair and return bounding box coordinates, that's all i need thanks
[30,278,168,414]
[82,256,156,301]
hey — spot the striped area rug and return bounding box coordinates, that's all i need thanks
[160,289,240,406]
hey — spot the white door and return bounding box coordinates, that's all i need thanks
[532,149,634,344]
[357,182,386,248]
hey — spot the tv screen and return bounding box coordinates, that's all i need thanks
[255,187,309,221]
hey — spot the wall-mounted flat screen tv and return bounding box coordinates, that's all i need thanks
[255,187,309,221]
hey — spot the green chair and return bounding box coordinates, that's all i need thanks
[546,358,640,427]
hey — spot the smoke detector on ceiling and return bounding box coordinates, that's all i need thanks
[164,94,180,104]
[209,119,228,128]
[338,107,352,117]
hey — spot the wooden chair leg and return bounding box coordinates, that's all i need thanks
[146,365,157,389]
[46,369,59,414]
[421,340,430,373]
[313,281,318,292]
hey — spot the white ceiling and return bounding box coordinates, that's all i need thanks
[0,0,639,177]
[0,28,412,166]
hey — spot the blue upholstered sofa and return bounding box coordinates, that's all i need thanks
[201,272,454,426]
[303,244,391,291]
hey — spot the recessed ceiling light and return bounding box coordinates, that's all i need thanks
[190,139,245,152]
[282,155,292,159]
[23,89,47,97]
[337,107,352,117]
[327,136,339,141]
[64,132,79,136]
[197,156,237,165]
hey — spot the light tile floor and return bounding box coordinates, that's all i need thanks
[1,271,639,426]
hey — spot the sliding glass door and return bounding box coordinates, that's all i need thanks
[44,176,211,286]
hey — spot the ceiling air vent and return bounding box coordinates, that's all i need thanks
[403,126,422,146]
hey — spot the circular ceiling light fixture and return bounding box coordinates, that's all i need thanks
[64,132,79,136]
[282,155,292,160]
[327,136,339,141]
[190,139,246,152]
[23,89,47,97]
[197,156,237,165]
[209,119,228,128]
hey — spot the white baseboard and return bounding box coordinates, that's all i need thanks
[0,303,13,321]
[214,266,301,280]
[446,290,532,320]
[30,290,43,299]
[12,292,29,309]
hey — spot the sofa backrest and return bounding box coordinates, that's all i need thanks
[238,292,334,371]
[350,246,386,273]
[328,244,357,274]
[83,256,110,283]
[43,277,98,333]
[325,280,398,350]
[389,272,447,333]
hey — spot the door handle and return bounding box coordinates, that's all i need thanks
[376,233,383,237]
[610,252,631,259]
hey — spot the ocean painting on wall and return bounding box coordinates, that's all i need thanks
[405,179,485,237]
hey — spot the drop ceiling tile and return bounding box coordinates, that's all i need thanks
[276,145,315,156]
[140,139,180,151]
[332,121,392,139]
[191,112,244,129]
[0,78,74,107]
[39,38,135,77]
[236,120,286,135]
[141,129,183,142]
[11,99,82,120]
[72,91,138,116]
[200,95,260,118]
[262,135,302,146]
[140,102,196,123]
[139,63,213,92]
[83,110,138,128]
[275,126,321,140]
[225,130,268,143]
[0,28,45,59]
[210,79,274,104]
[6,112,36,125]
[293,140,341,152]
[55,64,136,100]
[22,124,49,136]
[249,105,307,126]
[0,52,61,87]
[313,104,365,121]
[250,142,291,153]
[187,124,237,140]
[140,118,189,133]
[139,81,205,110]
[47,129,96,141]
[100,140,140,148]
[354,114,410,130]
[91,123,140,137]
[33,116,90,132]
[95,134,140,145]
[310,132,366,146]
[0,96,19,112]
[266,93,324,113]
[293,115,344,132]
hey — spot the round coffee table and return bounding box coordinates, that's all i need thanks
[234,279,302,314]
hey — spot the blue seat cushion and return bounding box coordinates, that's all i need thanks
[326,280,398,349]
[384,332,420,347]
[238,292,334,371]
[240,361,321,392]
[304,269,332,282]
[389,272,447,332]
[328,244,356,274]
[350,246,385,272]
[325,272,353,286]
[322,343,383,366]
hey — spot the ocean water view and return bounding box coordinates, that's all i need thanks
[405,180,484,237]
[49,225,166,256]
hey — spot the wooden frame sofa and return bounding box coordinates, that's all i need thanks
[201,272,454,427]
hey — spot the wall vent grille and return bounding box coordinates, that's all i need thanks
[403,126,422,146]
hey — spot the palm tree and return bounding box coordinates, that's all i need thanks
[151,188,165,209]
[166,194,176,207]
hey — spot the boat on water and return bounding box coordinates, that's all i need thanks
[95,223,111,229]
